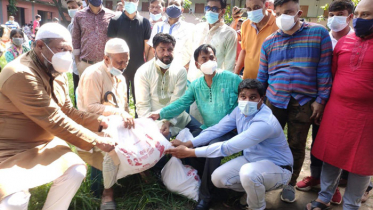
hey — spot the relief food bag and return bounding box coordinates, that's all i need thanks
[103,116,172,188]
[161,128,201,201]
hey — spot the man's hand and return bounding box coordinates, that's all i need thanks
[310,101,325,125]
[171,139,194,148]
[148,113,160,121]
[95,137,117,153]
[232,6,244,19]
[160,121,171,137]
[122,113,135,129]
[165,145,196,159]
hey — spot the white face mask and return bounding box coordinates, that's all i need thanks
[276,12,299,31]
[68,9,78,18]
[327,16,348,32]
[42,43,73,73]
[199,60,217,75]
[150,13,162,21]
[155,57,171,69]
[238,100,261,116]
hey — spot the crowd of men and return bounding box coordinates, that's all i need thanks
[0,0,372,210]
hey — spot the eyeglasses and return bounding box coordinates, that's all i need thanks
[204,6,221,13]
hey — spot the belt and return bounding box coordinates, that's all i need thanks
[81,58,97,64]
[279,165,292,172]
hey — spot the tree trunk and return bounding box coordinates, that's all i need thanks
[52,0,68,25]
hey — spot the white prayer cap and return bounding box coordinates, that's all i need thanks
[105,38,129,55]
[35,23,72,44]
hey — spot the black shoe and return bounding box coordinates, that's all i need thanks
[194,199,210,210]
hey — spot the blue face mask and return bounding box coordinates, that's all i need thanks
[89,0,102,7]
[353,18,373,38]
[205,11,219,24]
[110,65,124,76]
[238,100,261,116]
[125,2,138,14]
[247,8,264,23]
[150,13,162,21]
[166,5,182,18]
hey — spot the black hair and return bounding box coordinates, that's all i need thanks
[193,44,216,61]
[0,26,4,38]
[238,79,266,97]
[206,0,227,9]
[238,19,244,22]
[274,0,299,9]
[168,0,184,7]
[329,0,354,14]
[67,0,83,6]
[153,33,176,48]
[150,0,166,7]
[35,14,41,19]
[10,29,24,39]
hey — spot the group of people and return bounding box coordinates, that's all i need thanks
[0,0,372,210]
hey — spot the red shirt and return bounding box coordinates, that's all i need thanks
[33,20,40,34]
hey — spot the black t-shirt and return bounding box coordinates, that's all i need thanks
[107,12,151,79]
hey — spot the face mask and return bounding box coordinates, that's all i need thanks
[238,100,260,116]
[247,8,264,23]
[89,0,102,7]
[156,58,171,69]
[42,43,73,73]
[205,11,219,24]
[150,13,162,21]
[353,18,373,38]
[276,12,298,31]
[10,20,14,23]
[110,65,124,76]
[68,9,78,18]
[125,2,138,14]
[166,5,182,18]
[12,37,23,46]
[327,16,348,32]
[199,60,217,75]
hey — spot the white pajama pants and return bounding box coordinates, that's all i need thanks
[0,164,87,210]
[211,156,292,210]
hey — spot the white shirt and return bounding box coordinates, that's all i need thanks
[148,19,195,67]
[134,58,191,136]
[329,27,354,49]
[187,20,237,82]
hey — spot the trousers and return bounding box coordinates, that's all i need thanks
[211,157,292,210]
[0,165,87,210]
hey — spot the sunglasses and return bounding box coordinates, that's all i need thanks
[204,6,221,13]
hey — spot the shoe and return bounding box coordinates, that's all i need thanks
[281,185,296,203]
[362,190,370,203]
[331,188,342,205]
[296,176,320,191]
[194,199,210,210]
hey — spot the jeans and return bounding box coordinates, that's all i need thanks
[318,162,371,210]
[211,157,292,210]
[187,131,237,201]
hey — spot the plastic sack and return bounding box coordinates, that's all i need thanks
[103,116,172,187]
[161,128,201,201]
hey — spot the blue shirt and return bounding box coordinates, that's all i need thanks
[194,105,293,167]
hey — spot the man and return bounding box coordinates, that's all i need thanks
[307,0,373,209]
[149,44,242,210]
[107,0,152,108]
[5,16,20,30]
[167,79,294,210]
[33,15,41,34]
[67,0,84,106]
[234,0,278,79]
[295,0,355,204]
[116,2,124,12]
[257,0,333,203]
[147,0,194,68]
[72,0,115,76]
[78,38,134,209]
[187,0,237,82]
[149,0,166,27]
[0,23,115,209]
[135,33,200,138]
[52,17,60,23]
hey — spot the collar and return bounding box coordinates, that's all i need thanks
[278,21,309,37]
[209,20,225,32]
[164,18,182,26]
[123,11,142,21]
[153,59,170,75]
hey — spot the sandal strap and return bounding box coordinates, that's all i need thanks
[310,200,329,210]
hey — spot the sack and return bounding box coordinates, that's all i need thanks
[103,117,172,187]
[161,128,200,201]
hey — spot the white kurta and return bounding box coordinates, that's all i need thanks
[134,58,191,136]
[187,20,237,82]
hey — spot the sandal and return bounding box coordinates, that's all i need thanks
[305,200,331,210]
[100,201,116,210]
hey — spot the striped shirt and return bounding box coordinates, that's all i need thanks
[257,22,333,109]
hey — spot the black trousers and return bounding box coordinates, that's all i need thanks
[73,73,79,107]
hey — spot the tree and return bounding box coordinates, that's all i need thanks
[7,0,18,16]
[52,0,69,25]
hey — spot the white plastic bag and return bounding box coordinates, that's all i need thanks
[103,117,172,184]
[161,128,201,201]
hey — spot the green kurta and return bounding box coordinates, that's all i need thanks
[160,70,242,129]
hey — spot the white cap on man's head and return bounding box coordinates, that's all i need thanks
[105,38,129,54]
[35,23,72,44]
